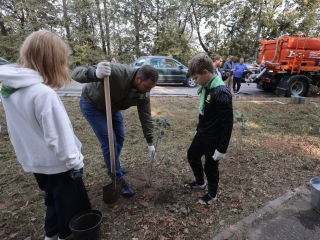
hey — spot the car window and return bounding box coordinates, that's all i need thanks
[150,58,164,67]
[164,59,178,68]
[135,58,146,66]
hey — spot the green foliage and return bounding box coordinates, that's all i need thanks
[147,116,172,186]
[233,111,249,133]
[153,116,173,140]
[69,44,105,69]
[0,0,319,67]
[152,30,196,66]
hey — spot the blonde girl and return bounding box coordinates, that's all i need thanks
[0,30,91,240]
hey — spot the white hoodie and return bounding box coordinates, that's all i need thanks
[0,64,84,174]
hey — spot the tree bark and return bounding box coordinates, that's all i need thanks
[191,1,208,52]
[62,0,71,42]
[103,0,111,55]
[0,13,7,36]
[134,0,141,56]
[95,0,106,54]
[254,0,262,60]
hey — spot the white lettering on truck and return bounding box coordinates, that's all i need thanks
[309,52,320,59]
[288,50,295,58]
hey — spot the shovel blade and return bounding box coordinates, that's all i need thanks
[103,178,123,204]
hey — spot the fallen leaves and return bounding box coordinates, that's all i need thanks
[9,232,18,238]
[2,97,320,239]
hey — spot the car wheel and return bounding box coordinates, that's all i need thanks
[185,77,197,87]
[285,78,308,97]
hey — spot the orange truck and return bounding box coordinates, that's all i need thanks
[252,34,320,96]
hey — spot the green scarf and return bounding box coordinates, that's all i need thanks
[1,85,19,98]
[197,74,225,114]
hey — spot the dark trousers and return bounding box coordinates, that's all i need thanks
[34,171,91,239]
[187,133,219,196]
[80,97,125,179]
[233,77,242,92]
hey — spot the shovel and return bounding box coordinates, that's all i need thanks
[103,76,123,204]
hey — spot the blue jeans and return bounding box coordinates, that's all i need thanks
[80,98,125,179]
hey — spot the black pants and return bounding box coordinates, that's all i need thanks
[187,133,219,196]
[34,171,91,239]
[233,77,242,92]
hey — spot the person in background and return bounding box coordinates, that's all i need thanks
[0,30,91,240]
[213,55,223,80]
[111,58,117,63]
[223,56,235,91]
[184,53,233,205]
[233,58,253,93]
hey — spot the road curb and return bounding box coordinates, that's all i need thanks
[56,92,200,98]
[211,185,309,240]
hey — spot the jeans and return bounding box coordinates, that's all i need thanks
[80,98,125,179]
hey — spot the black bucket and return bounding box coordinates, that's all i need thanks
[69,209,103,240]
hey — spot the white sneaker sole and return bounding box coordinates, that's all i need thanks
[198,195,218,205]
[184,183,206,190]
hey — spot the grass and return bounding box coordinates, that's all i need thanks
[1,96,320,239]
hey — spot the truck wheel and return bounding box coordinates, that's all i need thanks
[262,85,276,92]
[285,79,308,97]
[185,77,197,87]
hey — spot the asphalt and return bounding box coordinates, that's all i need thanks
[53,81,276,98]
[212,185,320,240]
[0,81,276,98]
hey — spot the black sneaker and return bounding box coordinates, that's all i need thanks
[122,180,135,197]
[184,181,206,190]
[198,193,217,205]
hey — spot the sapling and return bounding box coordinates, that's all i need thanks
[233,111,249,151]
[147,116,172,186]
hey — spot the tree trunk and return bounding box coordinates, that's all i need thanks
[103,0,111,55]
[191,2,208,52]
[254,0,262,61]
[62,0,71,42]
[134,0,141,56]
[0,13,7,36]
[156,0,159,36]
[95,0,106,54]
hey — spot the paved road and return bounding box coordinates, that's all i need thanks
[213,185,320,240]
[56,81,276,98]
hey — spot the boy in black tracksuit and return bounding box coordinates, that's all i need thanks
[185,53,233,205]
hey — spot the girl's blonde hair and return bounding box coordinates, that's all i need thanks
[19,30,71,88]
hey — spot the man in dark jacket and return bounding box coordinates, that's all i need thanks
[72,62,158,197]
[184,54,233,205]
[213,55,223,80]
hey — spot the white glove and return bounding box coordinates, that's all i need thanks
[96,62,111,79]
[148,145,156,158]
[212,149,225,161]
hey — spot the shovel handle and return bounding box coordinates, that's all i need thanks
[104,76,116,188]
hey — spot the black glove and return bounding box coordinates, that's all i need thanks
[69,168,83,180]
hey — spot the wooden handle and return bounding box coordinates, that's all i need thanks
[104,77,116,179]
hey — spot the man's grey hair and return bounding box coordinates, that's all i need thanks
[240,57,244,61]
